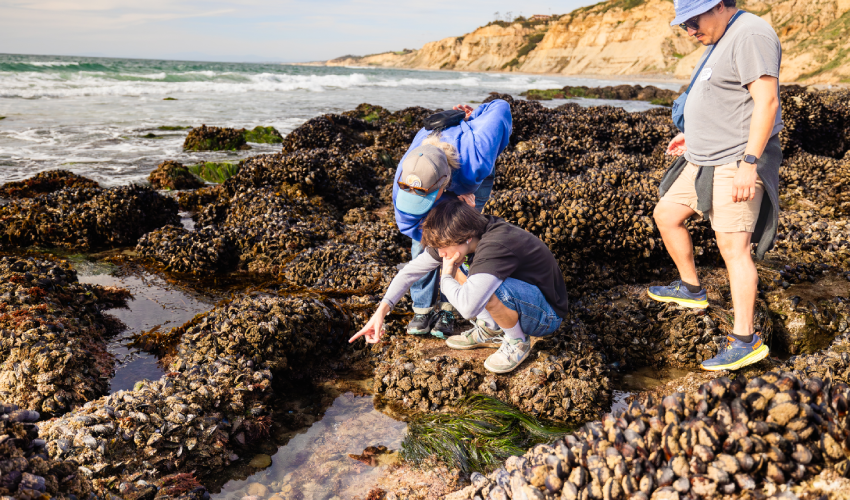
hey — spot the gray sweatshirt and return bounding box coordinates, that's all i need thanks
[381,252,502,319]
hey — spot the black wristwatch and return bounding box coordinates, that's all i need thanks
[743,154,759,164]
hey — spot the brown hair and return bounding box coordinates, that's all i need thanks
[421,198,489,248]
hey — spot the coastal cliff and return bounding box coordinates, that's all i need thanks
[324,0,850,83]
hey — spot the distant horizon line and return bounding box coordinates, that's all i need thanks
[0,51,330,65]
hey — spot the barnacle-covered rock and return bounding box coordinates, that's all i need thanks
[0,185,180,251]
[0,256,129,416]
[149,160,204,190]
[182,124,248,151]
[0,169,100,199]
[0,403,95,499]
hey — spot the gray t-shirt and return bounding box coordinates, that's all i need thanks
[684,11,783,166]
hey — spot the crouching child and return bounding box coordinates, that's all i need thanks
[349,199,569,374]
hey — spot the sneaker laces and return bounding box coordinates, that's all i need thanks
[493,336,521,356]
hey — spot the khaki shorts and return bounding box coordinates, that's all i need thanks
[660,161,765,233]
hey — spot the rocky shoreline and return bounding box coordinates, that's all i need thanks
[0,87,849,499]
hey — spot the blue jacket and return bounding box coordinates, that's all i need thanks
[392,99,513,241]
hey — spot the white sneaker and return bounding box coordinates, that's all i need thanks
[483,337,531,374]
[446,321,501,350]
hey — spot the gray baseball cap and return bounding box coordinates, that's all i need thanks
[395,144,450,215]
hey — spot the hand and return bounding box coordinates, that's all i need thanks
[666,133,687,156]
[442,251,463,280]
[733,163,759,203]
[457,193,476,208]
[453,104,474,120]
[349,303,390,344]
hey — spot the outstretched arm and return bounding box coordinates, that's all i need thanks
[349,251,441,343]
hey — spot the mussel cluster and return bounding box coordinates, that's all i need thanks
[375,324,612,424]
[0,404,95,499]
[182,124,247,151]
[136,225,239,274]
[0,169,100,199]
[149,160,205,190]
[767,289,849,356]
[37,293,364,494]
[0,186,179,251]
[0,256,129,415]
[447,370,850,500]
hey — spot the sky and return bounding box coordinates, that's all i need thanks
[0,0,596,62]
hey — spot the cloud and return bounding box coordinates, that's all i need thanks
[0,0,590,62]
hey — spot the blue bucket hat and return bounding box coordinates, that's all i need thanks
[671,0,721,26]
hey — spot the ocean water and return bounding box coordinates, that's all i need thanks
[0,53,680,186]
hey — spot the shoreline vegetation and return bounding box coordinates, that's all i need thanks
[0,86,849,499]
[311,0,850,84]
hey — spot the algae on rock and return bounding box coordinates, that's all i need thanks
[244,125,283,144]
[186,161,241,184]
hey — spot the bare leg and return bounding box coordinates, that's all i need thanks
[653,200,700,286]
[485,293,519,330]
[715,231,757,338]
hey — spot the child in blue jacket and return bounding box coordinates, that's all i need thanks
[392,98,512,338]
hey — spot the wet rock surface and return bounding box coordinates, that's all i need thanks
[0,404,95,499]
[0,169,100,199]
[0,185,180,251]
[375,327,612,424]
[37,292,368,496]
[0,256,130,415]
[149,160,205,190]
[183,125,248,151]
[522,84,680,105]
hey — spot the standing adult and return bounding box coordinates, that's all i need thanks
[393,99,512,339]
[649,0,782,370]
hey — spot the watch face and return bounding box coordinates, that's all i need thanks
[744,154,757,164]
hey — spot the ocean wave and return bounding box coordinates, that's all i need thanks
[0,70,577,98]
[29,61,81,67]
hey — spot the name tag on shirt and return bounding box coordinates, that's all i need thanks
[700,68,713,81]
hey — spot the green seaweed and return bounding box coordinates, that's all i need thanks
[0,116,5,120]
[522,88,569,100]
[163,97,177,101]
[186,161,241,184]
[243,126,283,144]
[142,133,162,139]
[158,125,191,131]
[400,394,570,473]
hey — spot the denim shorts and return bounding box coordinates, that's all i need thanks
[494,278,563,337]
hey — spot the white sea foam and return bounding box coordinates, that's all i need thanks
[27,61,80,67]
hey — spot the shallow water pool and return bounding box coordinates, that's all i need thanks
[214,392,408,500]
[76,263,214,393]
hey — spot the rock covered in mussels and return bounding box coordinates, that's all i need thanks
[149,160,204,190]
[0,169,100,199]
[0,403,95,499]
[136,225,239,274]
[447,370,850,500]
[0,185,180,251]
[39,293,364,493]
[182,124,248,151]
[0,256,130,416]
[375,326,612,424]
